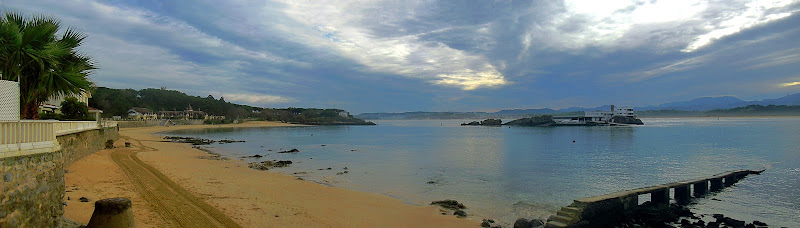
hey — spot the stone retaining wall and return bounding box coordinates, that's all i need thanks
[59,127,119,167]
[0,151,65,227]
[0,127,118,227]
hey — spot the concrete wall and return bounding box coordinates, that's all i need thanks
[0,127,118,227]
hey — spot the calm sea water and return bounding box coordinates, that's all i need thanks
[164,118,800,226]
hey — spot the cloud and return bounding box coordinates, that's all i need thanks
[739,47,800,69]
[519,0,800,53]
[272,0,508,90]
[3,0,299,107]
[5,0,800,112]
[628,55,711,82]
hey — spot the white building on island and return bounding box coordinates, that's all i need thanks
[554,105,637,125]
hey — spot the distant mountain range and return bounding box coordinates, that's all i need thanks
[637,93,800,111]
[356,93,800,120]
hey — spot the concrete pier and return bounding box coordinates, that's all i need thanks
[674,185,690,204]
[650,188,670,204]
[693,181,708,197]
[545,169,764,228]
[724,175,737,186]
[710,178,723,191]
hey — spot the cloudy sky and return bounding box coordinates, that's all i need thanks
[3,0,800,113]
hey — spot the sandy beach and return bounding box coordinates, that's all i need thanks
[64,121,478,227]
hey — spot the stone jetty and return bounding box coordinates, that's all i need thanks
[546,169,764,228]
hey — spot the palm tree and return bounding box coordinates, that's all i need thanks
[0,11,95,119]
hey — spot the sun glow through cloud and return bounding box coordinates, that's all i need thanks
[780,82,800,87]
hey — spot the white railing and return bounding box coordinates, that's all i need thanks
[0,120,60,158]
[1,120,116,158]
[101,120,118,128]
[53,121,99,136]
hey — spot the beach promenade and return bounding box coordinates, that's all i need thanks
[64,121,478,227]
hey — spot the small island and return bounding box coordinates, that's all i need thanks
[463,105,644,127]
[461,118,502,126]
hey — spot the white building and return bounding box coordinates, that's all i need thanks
[39,91,91,114]
[554,105,637,125]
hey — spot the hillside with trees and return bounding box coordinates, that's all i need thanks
[89,87,374,125]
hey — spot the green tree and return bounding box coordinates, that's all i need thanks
[0,12,95,119]
[60,97,88,120]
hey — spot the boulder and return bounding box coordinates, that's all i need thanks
[513,218,530,228]
[453,210,467,217]
[530,218,544,227]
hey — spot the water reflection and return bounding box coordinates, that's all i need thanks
[164,118,800,227]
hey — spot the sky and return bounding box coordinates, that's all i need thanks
[3,0,800,113]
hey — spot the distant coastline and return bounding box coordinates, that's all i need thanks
[359,105,800,120]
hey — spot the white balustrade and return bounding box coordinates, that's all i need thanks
[1,120,115,158]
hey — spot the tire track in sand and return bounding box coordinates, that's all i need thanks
[111,136,242,228]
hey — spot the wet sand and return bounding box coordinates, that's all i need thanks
[65,121,478,227]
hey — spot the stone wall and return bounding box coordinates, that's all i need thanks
[59,127,119,167]
[0,127,118,227]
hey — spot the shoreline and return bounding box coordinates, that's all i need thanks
[65,121,478,227]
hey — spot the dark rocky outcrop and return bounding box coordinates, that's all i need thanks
[453,210,467,217]
[514,218,531,228]
[163,136,246,145]
[611,116,644,125]
[461,119,502,126]
[430,199,466,210]
[462,121,481,126]
[608,202,767,228]
[277,149,300,153]
[505,115,555,126]
[247,160,292,170]
[480,119,502,125]
[513,218,543,228]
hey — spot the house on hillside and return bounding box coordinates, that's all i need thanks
[158,104,207,119]
[128,107,157,120]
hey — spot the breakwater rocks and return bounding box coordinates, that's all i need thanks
[162,136,244,145]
